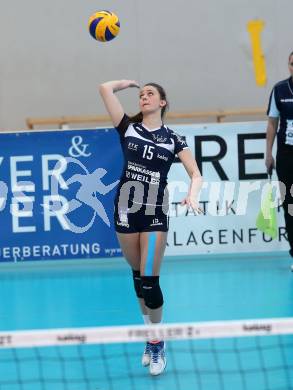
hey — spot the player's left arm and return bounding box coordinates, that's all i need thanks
[177,149,203,213]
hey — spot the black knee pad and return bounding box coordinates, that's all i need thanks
[141,276,164,309]
[132,270,143,298]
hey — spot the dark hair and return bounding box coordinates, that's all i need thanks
[289,51,293,61]
[129,82,169,123]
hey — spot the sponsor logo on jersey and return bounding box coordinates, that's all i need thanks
[125,171,160,184]
[116,221,130,228]
[127,163,160,178]
[174,133,187,146]
[157,153,168,161]
[128,142,138,151]
[152,134,168,143]
[150,218,163,227]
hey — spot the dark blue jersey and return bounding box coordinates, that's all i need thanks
[114,114,188,207]
[267,77,293,148]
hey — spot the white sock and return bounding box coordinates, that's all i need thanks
[148,317,163,344]
[142,314,150,325]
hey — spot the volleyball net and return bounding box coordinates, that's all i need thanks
[1,317,293,390]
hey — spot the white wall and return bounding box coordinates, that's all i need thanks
[0,0,292,130]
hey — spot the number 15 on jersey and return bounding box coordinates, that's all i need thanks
[142,145,155,160]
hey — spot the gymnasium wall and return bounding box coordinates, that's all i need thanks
[0,0,292,130]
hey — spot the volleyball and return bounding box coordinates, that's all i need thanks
[88,11,120,42]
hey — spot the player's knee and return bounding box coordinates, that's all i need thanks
[141,276,164,309]
[132,269,143,298]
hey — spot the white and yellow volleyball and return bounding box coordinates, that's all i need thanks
[88,11,120,42]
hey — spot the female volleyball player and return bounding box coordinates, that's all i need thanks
[266,51,293,261]
[99,80,203,375]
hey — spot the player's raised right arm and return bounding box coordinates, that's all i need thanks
[99,80,139,127]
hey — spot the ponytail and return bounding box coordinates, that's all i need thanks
[129,112,143,123]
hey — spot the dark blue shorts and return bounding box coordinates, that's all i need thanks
[114,202,169,233]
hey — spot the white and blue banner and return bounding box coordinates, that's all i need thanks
[0,129,123,262]
[0,121,288,262]
[167,121,287,255]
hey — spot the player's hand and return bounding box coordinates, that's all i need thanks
[265,155,275,175]
[180,197,203,214]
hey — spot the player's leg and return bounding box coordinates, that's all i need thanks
[116,232,149,319]
[140,231,167,321]
[140,231,168,375]
[276,151,293,260]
